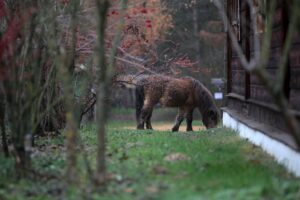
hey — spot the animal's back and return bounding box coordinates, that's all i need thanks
[136,75,196,107]
[136,75,170,85]
[160,77,196,107]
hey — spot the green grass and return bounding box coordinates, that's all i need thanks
[0,119,299,200]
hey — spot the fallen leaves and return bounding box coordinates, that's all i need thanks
[164,153,190,162]
[144,183,169,195]
[145,185,159,194]
[153,165,169,175]
[124,187,134,194]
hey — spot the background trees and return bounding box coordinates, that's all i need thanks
[0,0,67,176]
[158,0,225,86]
[1,0,300,198]
[112,0,226,107]
[0,0,225,192]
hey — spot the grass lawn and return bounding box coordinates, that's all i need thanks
[0,118,299,200]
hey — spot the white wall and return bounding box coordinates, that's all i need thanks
[223,111,300,177]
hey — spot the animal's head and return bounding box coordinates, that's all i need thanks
[202,107,220,129]
[194,82,220,129]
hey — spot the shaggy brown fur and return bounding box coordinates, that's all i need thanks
[135,75,220,131]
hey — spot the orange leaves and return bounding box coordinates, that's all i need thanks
[107,0,172,45]
[103,0,172,72]
[169,56,212,75]
[67,0,172,74]
[173,57,198,68]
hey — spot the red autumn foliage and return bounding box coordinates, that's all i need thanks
[173,57,198,68]
[0,0,6,18]
[0,1,39,83]
[111,10,118,15]
[68,0,207,76]
[140,8,148,14]
[61,0,69,5]
[0,5,33,60]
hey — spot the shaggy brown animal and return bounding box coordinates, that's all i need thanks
[135,75,219,131]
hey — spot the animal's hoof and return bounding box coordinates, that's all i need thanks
[146,125,153,130]
[186,126,193,131]
[187,129,193,132]
[137,125,144,130]
[172,127,179,132]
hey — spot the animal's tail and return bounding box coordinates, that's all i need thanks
[114,74,148,121]
[135,85,144,122]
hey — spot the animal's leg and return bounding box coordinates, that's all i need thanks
[137,88,159,130]
[186,109,194,131]
[135,85,144,127]
[172,108,185,132]
[146,108,153,130]
[137,111,145,130]
[137,105,152,130]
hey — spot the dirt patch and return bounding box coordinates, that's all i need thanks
[125,123,206,132]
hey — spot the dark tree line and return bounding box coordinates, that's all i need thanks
[0,0,123,191]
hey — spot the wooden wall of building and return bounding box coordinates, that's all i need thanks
[290,30,300,110]
[225,0,300,148]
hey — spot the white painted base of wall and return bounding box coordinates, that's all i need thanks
[223,111,300,177]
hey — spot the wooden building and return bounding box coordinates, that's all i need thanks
[222,0,300,176]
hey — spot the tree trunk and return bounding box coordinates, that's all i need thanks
[14,145,30,178]
[65,111,78,183]
[96,84,108,185]
[61,0,80,184]
[94,0,127,186]
[95,0,110,186]
[0,98,9,157]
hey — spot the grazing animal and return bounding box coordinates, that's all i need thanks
[135,75,220,131]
